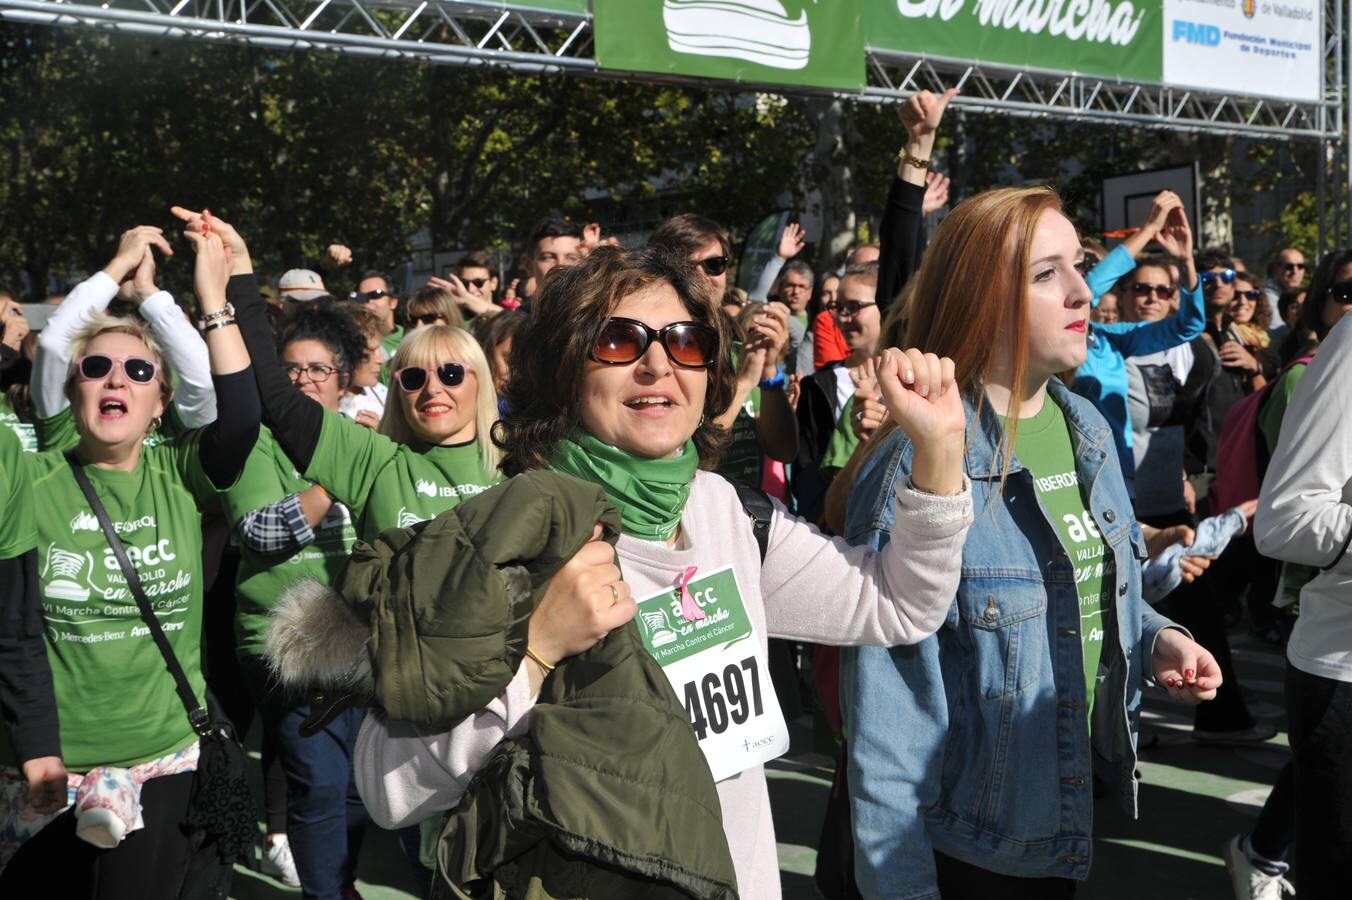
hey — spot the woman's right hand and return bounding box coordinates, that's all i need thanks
[171,206,253,275]
[527,524,635,670]
[183,231,231,311]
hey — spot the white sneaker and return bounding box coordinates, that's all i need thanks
[261,834,301,888]
[1224,835,1294,900]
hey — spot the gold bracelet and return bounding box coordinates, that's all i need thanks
[897,147,931,169]
[524,645,556,673]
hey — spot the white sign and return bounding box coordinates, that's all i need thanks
[1162,0,1322,102]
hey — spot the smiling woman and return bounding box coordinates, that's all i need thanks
[353,244,976,899]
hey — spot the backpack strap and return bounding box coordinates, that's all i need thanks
[723,475,774,564]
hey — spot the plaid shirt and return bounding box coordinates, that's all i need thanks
[237,492,314,553]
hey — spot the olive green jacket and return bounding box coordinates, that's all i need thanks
[270,471,738,900]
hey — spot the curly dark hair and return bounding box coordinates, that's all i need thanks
[276,299,368,384]
[494,245,736,475]
[1280,246,1352,363]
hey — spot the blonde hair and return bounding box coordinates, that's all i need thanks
[63,313,174,407]
[380,325,501,474]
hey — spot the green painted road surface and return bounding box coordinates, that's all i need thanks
[232,630,1286,899]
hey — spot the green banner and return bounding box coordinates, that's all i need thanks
[865,0,1162,83]
[519,0,589,12]
[594,0,866,91]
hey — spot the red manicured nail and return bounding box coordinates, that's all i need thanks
[1184,668,1195,681]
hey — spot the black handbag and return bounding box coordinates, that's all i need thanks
[64,453,255,895]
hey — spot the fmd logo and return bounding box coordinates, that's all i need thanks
[1172,20,1222,46]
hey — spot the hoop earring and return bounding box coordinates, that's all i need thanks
[149,416,162,434]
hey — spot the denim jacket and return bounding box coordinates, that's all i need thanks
[840,379,1178,898]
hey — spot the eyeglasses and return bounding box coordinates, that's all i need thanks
[351,289,393,303]
[1328,281,1352,303]
[1130,282,1173,300]
[590,317,719,369]
[1199,269,1237,288]
[410,313,446,327]
[696,256,729,277]
[284,363,338,384]
[458,277,489,290]
[833,300,877,318]
[1234,289,1263,301]
[76,355,159,384]
[393,362,470,393]
[1281,262,1306,273]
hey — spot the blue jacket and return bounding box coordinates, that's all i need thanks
[1074,247,1206,486]
[840,379,1178,898]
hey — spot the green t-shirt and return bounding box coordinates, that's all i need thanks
[0,395,36,453]
[822,397,862,475]
[1007,399,1109,727]
[716,389,762,486]
[379,325,405,386]
[0,425,36,558]
[222,426,358,659]
[305,409,502,540]
[0,435,227,770]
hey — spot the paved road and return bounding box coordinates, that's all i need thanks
[231,630,1286,900]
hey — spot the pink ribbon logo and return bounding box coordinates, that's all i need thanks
[676,566,705,622]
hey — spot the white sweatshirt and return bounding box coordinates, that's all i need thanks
[32,271,217,427]
[355,469,973,899]
[1255,313,1352,681]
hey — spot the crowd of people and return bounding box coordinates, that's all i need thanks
[0,89,1348,900]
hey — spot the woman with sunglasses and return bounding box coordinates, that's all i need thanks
[403,285,465,331]
[0,228,258,900]
[1226,271,1279,390]
[222,301,368,895]
[171,207,504,549]
[836,187,1220,897]
[29,226,217,449]
[1071,192,1203,495]
[354,245,973,899]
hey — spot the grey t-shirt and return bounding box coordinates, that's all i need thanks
[1127,348,1190,518]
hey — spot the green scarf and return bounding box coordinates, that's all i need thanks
[550,431,698,541]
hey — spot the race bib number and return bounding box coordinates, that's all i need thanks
[635,565,789,782]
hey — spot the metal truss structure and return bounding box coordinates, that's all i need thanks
[0,0,1343,143]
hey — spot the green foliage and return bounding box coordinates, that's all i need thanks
[0,25,815,298]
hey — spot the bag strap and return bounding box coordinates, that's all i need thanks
[725,475,774,564]
[63,452,211,737]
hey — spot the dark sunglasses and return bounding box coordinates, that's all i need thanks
[833,300,877,317]
[351,289,394,303]
[458,277,489,290]
[1281,262,1306,273]
[393,362,470,393]
[76,354,158,384]
[284,363,338,383]
[1328,281,1352,303]
[410,313,446,327]
[590,317,719,369]
[697,256,730,277]
[1130,282,1173,300]
[1234,289,1263,301]
[1199,268,1237,287]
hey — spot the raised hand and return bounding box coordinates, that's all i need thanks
[1137,191,1183,241]
[429,274,493,316]
[849,358,885,441]
[922,171,951,216]
[0,300,30,353]
[875,347,965,495]
[183,230,231,312]
[746,301,790,380]
[325,243,353,268]
[103,226,173,284]
[129,245,161,303]
[1154,203,1194,261]
[171,206,252,275]
[777,222,806,261]
[1153,627,1222,703]
[898,87,958,141]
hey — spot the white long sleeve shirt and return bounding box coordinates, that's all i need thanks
[354,469,973,900]
[1255,313,1352,681]
[32,271,217,426]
